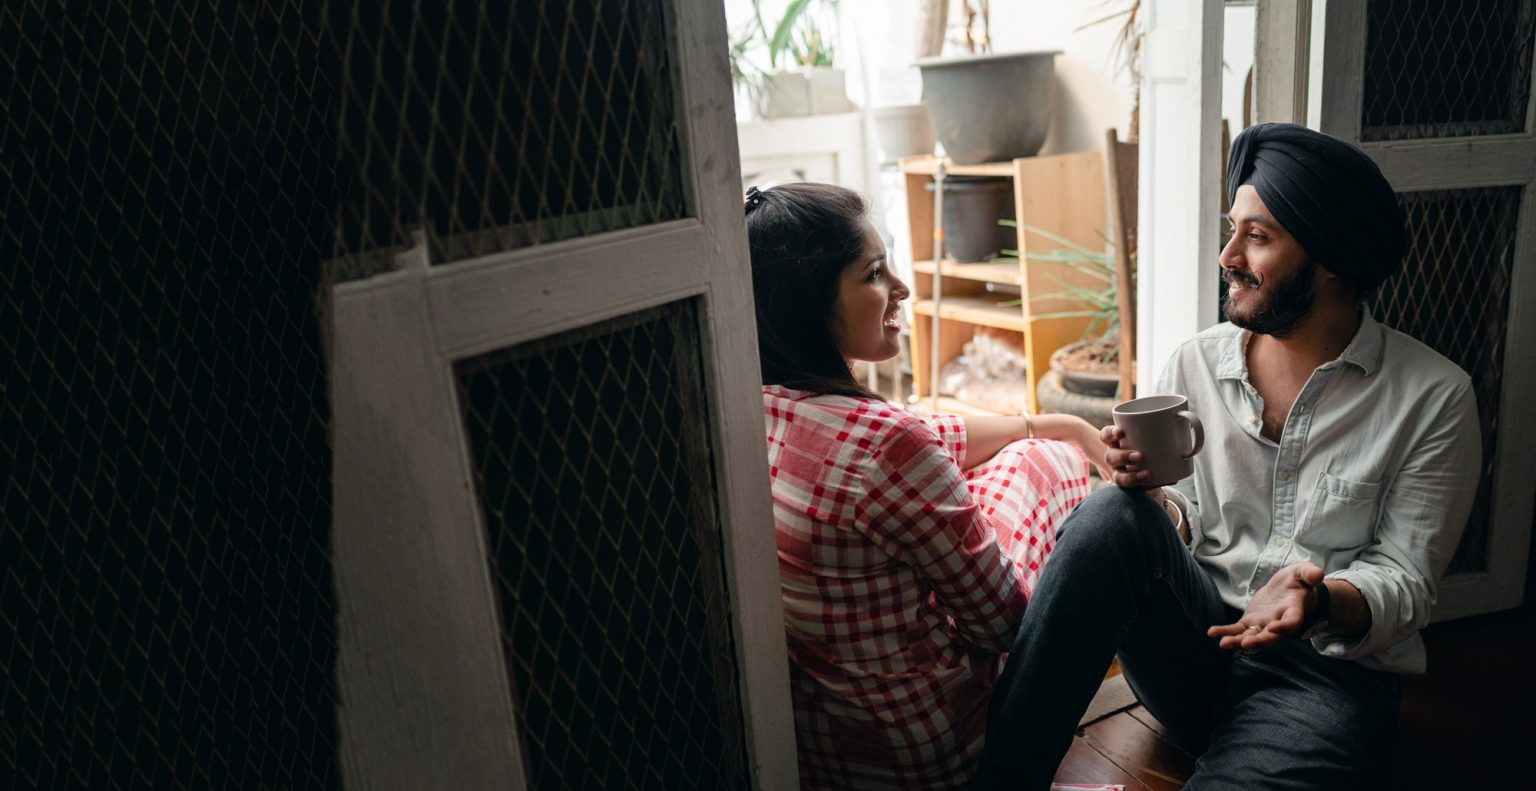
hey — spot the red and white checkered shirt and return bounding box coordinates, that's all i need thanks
[763,385,1093,788]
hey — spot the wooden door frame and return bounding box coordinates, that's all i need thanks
[329,2,798,787]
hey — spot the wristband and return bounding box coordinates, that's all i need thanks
[1301,580,1331,639]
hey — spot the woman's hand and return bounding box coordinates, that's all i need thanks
[1031,414,1113,480]
[1071,419,1115,482]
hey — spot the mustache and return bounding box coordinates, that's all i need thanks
[1223,269,1261,288]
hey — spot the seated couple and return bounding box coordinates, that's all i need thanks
[745,124,1481,790]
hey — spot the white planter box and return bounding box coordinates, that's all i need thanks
[757,68,854,118]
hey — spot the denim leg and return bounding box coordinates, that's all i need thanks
[1185,638,1401,791]
[1115,584,1234,753]
[973,487,1231,791]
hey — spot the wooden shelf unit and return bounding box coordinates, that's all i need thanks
[899,151,1107,414]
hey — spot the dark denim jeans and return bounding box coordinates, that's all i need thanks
[973,487,1400,791]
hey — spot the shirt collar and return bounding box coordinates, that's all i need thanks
[1334,310,1385,376]
[1216,310,1384,381]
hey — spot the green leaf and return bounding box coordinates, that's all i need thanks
[768,0,814,68]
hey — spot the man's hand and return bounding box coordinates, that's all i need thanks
[1098,425,1154,488]
[1208,562,1325,650]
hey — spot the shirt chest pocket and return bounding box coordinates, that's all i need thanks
[1303,473,1383,550]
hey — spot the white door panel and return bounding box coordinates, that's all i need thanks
[329,2,797,787]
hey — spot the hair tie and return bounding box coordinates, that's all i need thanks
[744,185,766,215]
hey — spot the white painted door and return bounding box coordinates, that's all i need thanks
[325,2,796,788]
[1304,2,1536,619]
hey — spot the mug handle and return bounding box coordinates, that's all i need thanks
[1178,411,1204,459]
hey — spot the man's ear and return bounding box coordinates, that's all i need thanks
[1314,261,1361,301]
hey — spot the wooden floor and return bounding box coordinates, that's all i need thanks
[1054,608,1536,790]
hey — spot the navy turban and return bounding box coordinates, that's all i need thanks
[1226,123,1406,291]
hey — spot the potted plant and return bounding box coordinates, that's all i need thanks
[998,222,1130,425]
[729,0,854,119]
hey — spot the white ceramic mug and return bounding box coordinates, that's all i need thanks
[1111,394,1205,487]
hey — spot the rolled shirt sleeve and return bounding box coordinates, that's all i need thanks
[1162,484,1202,548]
[1312,381,1481,663]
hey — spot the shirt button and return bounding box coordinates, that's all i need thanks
[1250,415,1260,426]
[1274,537,1286,547]
[1279,469,1292,481]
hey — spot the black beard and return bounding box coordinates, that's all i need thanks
[1222,259,1319,338]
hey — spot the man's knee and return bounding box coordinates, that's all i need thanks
[1059,486,1171,546]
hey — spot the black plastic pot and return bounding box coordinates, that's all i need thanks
[926,176,1015,262]
[916,50,1060,165]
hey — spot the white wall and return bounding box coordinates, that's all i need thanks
[728,0,1138,153]
[986,2,1134,155]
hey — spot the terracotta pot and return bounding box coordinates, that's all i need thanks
[1049,339,1120,397]
[1035,370,1115,429]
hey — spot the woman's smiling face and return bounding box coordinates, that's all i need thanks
[829,220,908,364]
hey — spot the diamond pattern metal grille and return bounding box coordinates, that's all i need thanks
[1373,188,1519,575]
[332,0,689,275]
[1362,0,1536,141]
[2,2,337,787]
[456,301,750,789]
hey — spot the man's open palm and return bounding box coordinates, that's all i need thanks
[1208,562,1324,650]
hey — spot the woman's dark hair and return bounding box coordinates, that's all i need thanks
[745,182,882,400]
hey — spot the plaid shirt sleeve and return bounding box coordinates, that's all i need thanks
[858,419,1028,652]
[916,412,968,465]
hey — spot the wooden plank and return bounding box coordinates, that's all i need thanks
[1253,0,1312,125]
[332,253,526,788]
[1079,711,1197,791]
[1125,706,1201,767]
[1014,151,1107,415]
[1053,737,1153,791]
[897,153,1016,177]
[908,314,1014,402]
[1014,151,1109,312]
[674,2,803,782]
[905,395,1005,417]
[1022,314,1093,416]
[1363,136,1536,191]
[1317,0,1366,140]
[905,170,938,277]
[911,295,1030,332]
[911,259,1022,285]
[1105,130,1139,401]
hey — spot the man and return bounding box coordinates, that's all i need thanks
[973,123,1483,789]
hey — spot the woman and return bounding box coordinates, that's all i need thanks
[745,182,1105,788]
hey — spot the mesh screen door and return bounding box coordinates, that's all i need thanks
[327,1,796,788]
[1311,0,1536,618]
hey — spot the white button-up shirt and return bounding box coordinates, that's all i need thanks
[1159,312,1481,673]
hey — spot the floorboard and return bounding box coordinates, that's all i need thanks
[1052,738,1152,791]
[1078,712,1194,791]
[1053,609,1536,789]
